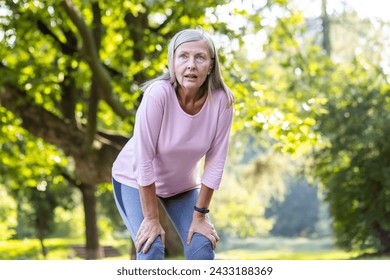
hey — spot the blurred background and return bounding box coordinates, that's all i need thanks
[0,0,389,260]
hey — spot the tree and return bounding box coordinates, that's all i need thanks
[309,58,390,253]
[303,1,390,254]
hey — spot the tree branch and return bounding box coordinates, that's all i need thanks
[60,169,82,190]
[84,2,103,150]
[0,85,122,185]
[37,19,78,55]
[59,65,78,125]
[1,85,85,157]
[61,0,131,119]
[36,19,123,78]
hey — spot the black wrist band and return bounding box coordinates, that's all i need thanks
[194,206,209,214]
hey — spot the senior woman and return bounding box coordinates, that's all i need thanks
[112,28,234,260]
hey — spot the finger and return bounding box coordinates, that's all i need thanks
[186,230,194,245]
[210,233,219,243]
[209,235,217,250]
[211,225,220,241]
[143,233,163,254]
[135,230,143,250]
[136,235,147,253]
[213,231,220,242]
[135,231,142,243]
[135,227,143,241]
[136,241,141,253]
[143,237,154,254]
[135,235,141,252]
[135,238,143,252]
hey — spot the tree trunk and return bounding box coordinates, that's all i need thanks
[37,222,47,259]
[321,0,331,55]
[79,183,103,259]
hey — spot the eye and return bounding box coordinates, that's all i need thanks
[195,55,206,62]
[178,53,188,60]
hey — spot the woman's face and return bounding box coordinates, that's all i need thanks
[173,40,213,93]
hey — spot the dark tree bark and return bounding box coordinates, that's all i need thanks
[37,218,48,259]
[79,183,104,259]
[321,0,331,55]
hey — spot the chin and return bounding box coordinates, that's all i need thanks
[181,82,200,90]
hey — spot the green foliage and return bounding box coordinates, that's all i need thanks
[309,57,390,252]
[0,111,76,239]
[225,1,390,254]
[96,182,124,234]
[227,7,328,158]
[0,111,69,241]
[0,109,70,190]
[0,184,17,240]
[13,184,77,240]
[52,204,84,239]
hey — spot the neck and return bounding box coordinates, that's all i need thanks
[176,87,208,115]
[176,85,206,103]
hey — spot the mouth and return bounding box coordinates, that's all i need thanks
[184,74,198,79]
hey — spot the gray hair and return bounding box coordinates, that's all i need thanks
[141,28,234,107]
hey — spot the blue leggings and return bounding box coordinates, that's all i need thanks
[112,178,215,260]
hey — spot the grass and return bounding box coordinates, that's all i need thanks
[0,238,83,260]
[0,237,388,260]
[216,249,358,260]
[215,236,364,260]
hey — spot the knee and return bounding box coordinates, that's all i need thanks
[137,238,165,260]
[185,233,215,260]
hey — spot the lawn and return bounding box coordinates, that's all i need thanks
[215,236,365,260]
[0,236,386,260]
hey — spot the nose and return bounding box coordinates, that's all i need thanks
[187,57,196,70]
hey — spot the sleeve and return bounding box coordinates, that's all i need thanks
[133,85,165,187]
[201,103,233,190]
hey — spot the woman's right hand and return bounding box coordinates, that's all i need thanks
[135,217,165,253]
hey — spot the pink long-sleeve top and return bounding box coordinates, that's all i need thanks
[112,79,233,198]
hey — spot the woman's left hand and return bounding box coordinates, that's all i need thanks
[186,212,220,249]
